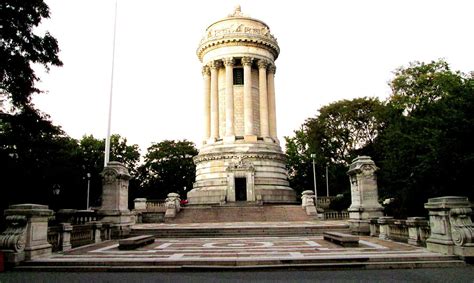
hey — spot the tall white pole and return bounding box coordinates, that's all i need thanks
[311,154,317,207]
[326,165,329,197]
[104,0,118,167]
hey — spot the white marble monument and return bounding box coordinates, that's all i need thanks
[347,156,384,234]
[188,6,296,204]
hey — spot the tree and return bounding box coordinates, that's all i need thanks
[1,0,62,112]
[0,0,63,229]
[285,97,386,197]
[138,140,198,200]
[376,60,474,217]
[78,134,141,208]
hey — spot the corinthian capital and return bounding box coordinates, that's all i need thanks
[241,57,253,66]
[257,59,269,69]
[267,64,276,74]
[223,57,235,67]
[201,65,210,76]
[208,60,222,70]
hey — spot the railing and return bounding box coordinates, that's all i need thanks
[47,226,61,252]
[389,220,408,243]
[72,210,98,225]
[146,199,167,212]
[323,211,349,220]
[369,217,430,246]
[47,222,111,252]
[55,209,98,225]
[71,224,95,248]
[317,196,335,210]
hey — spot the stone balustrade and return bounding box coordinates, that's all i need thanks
[369,216,430,246]
[323,211,349,220]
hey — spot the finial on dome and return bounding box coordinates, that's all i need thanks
[229,5,243,17]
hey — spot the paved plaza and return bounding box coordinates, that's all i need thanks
[21,229,462,270]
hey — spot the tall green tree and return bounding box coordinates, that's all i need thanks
[1,0,62,111]
[285,97,386,197]
[0,0,64,229]
[376,60,474,217]
[138,140,198,200]
[78,134,141,208]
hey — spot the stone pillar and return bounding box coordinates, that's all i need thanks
[209,60,221,140]
[425,196,474,256]
[267,64,278,141]
[406,217,428,246]
[223,57,235,141]
[369,218,379,237]
[0,204,53,265]
[164,193,181,219]
[98,161,133,238]
[301,190,317,216]
[60,223,72,251]
[378,216,393,240]
[347,156,384,235]
[258,59,270,139]
[91,222,102,243]
[202,66,211,141]
[242,56,255,140]
[134,198,147,211]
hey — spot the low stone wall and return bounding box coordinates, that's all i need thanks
[323,211,349,220]
[369,217,430,246]
[47,222,112,252]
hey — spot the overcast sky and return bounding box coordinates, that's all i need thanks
[34,0,474,153]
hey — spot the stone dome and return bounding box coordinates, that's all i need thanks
[197,6,280,63]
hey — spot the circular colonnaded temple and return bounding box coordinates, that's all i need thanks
[187,6,296,205]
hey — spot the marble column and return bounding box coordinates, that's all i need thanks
[258,59,269,138]
[242,57,255,139]
[202,66,211,141]
[209,60,221,140]
[223,57,235,140]
[267,64,277,140]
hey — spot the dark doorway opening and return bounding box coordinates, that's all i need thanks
[235,177,247,201]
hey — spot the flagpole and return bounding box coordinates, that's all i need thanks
[104,0,118,167]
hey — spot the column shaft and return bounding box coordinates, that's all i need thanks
[202,66,211,140]
[209,61,221,139]
[223,58,235,137]
[258,60,269,138]
[267,65,278,139]
[242,57,254,136]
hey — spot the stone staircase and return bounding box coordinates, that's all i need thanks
[170,204,314,223]
[130,204,350,238]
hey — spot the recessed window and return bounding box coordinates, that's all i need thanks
[233,68,244,85]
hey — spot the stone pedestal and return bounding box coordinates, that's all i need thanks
[60,223,72,251]
[134,198,147,211]
[425,196,474,257]
[406,217,429,246]
[347,156,383,235]
[301,190,317,216]
[97,162,133,238]
[0,204,54,266]
[165,193,181,219]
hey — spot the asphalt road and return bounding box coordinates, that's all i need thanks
[1,267,474,283]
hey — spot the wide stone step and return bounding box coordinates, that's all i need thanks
[17,255,464,271]
[168,205,314,224]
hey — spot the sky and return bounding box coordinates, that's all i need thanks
[33,0,474,153]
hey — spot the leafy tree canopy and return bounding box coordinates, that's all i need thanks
[138,140,198,200]
[1,0,62,111]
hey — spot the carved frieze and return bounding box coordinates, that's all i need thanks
[194,152,286,163]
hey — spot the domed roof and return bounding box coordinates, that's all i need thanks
[197,6,280,61]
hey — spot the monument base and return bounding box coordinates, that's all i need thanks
[348,220,370,235]
[426,239,455,255]
[190,141,296,205]
[98,211,133,238]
